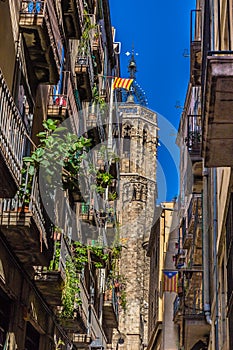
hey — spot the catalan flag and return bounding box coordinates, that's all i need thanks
[162,271,178,293]
[113,77,134,90]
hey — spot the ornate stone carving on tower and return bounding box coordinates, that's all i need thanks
[115,52,158,350]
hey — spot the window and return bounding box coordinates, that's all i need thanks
[24,322,40,350]
[122,123,132,156]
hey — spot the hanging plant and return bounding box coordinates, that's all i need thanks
[49,241,61,271]
[61,256,82,319]
[73,241,109,269]
[91,84,106,112]
[78,9,97,56]
[19,119,91,204]
[96,171,113,188]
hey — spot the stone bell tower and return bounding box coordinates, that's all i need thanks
[116,53,158,350]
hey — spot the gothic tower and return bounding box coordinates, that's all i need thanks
[116,53,158,350]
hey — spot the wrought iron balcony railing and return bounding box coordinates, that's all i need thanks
[187,194,202,229]
[47,93,68,120]
[75,55,95,101]
[0,70,26,195]
[104,285,119,323]
[174,270,204,320]
[185,115,202,157]
[190,9,202,85]
[0,168,52,266]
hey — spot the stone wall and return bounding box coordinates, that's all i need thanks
[117,103,158,349]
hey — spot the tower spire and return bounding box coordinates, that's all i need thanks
[128,45,137,79]
[124,45,148,106]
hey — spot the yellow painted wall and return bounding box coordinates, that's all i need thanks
[0,1,18,89]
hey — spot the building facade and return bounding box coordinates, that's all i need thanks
[0,0,122,349]
[173,0,233,349]
[147,202,179,350]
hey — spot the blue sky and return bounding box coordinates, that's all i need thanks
[109,0,195,203]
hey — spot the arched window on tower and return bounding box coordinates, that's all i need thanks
[122,123,132,157]
[143,126,148,150]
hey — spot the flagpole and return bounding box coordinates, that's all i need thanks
[108,77,114,151]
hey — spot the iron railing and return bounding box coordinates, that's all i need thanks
[0,168,49,246]
[174,271,204,319]
[75,55,95,88]
[0,69,26,185]
[186,115,202,156]
[90,304,107,348]
[187,194,202,229]
[104,285,119,321]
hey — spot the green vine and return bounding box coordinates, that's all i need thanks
[47,239,124,318]
[78,9,97,56]
[73,241,109,269]
[91,84,106,112]
[49,241,61,271]
[119,289,127,311]
[61,256,82,319]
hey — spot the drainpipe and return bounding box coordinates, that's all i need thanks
[210,0,215,51]
[202,167,212,325]
[213,168,219,350]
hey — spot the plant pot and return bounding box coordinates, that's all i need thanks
[17,205,29,213]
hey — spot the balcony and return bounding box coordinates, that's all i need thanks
[187,195,202,232]
[186,115,202,160]
[203,54,233,166]
[47,93,67,120]
[72,334,91,348]
[86,109,107,146]
[86,113,97,130]
[186,115,202,193]
[174,271,210,349]
[182,228,193,250]
[183,271,209,349]
[75,55,94,102]
[78,203,96,225]
[47,74,80,131]
[89,305,107,348]
[183,195,202,249]
[34,267,65,306]
[60,306,86,333]
[174,249,187,269]
[91,26,103,73]
[19,0,61,84]
[61,0,83,39]
[0,70,26,197]
[103,287,118,328]
[34,236,67,305]
[0,171,52,266]
[190,10,202,86]
[60,276,89,332]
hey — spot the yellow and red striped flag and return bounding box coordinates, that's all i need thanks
[113,77,134,90]
[163,271,178,293]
